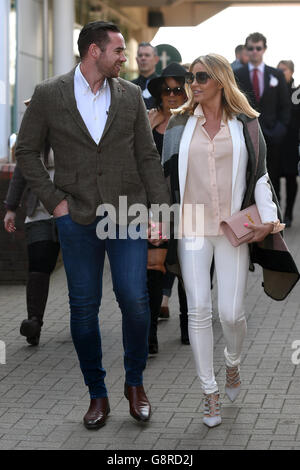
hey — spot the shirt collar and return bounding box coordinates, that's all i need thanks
[75,63,108,95]
[248,62,265,74]
[193,103,226,126]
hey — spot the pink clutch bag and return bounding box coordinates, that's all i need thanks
[220,204,262,247]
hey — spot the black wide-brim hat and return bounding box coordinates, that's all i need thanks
[148,62,187,98]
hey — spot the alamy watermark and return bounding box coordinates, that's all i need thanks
[0,340,6,365]
[292,88,300,105]
[95,196,205,249]
[291,340,300,365]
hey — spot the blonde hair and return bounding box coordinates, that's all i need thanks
[173,53,259,120]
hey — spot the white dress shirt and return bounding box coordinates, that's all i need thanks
[248,62,265,98]
[74,63,111,145]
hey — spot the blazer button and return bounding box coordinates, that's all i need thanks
[97,147,101,153]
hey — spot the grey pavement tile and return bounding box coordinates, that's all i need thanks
[60,436,91,450]
[0,440,20,450]
[15,440,62,450]
[152,439,180,450]
[225,434,250,446]
[235,411,259,424]
[83,443,109,450]
[254,417,278,431]
[0,411,23,425]
[246,439,271,450]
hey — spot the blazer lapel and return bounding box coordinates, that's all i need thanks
[228,117,241,207]
[244,66,253,93]
[260,66,270,101]
[100,78,122,141]
[59,68,95,143]
[178,115,197,208]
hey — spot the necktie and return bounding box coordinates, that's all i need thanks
[252,68,260,102]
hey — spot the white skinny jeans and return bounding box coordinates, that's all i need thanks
[178,235,249,394]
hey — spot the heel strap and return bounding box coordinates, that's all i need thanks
[204,393,220,417]
[226,366,240,387]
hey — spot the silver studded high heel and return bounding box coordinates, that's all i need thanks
[203,392,222,428]
[225,365,241,402]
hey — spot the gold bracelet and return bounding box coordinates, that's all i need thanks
[263,220,285,234]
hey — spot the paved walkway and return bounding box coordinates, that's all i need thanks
[0,183,300,450]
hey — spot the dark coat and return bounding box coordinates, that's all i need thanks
[280,81,300,176]
[235,64,291,145]
[131,73,157,110]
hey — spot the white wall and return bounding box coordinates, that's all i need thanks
[16,0,44,128]
[0,0,10,159]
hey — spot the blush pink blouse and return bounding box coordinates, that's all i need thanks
[182,104,233,236]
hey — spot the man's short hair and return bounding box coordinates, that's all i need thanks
[278,60,295,74]
[137,42,158,56]
[245,32,267,49]
[235,45,244,56]
[78,21,121,59]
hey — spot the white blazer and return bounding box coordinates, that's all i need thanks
[178,115,278,224]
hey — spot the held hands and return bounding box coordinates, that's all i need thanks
[148,221,168,246]
[53,199,69,218]
[4,211,16,233]
[244,222,274,243]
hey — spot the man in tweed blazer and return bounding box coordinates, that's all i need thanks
[16,21,170,430]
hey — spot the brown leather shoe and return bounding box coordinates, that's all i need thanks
[124,383,151,422]
[83,397,110,430]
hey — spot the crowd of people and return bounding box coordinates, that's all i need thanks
[3,21,300,430]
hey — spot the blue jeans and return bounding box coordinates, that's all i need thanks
[55,215,150,399]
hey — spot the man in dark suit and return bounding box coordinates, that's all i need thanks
[132,42,159,109]
[16,21,170,430]
[235,32,290,198]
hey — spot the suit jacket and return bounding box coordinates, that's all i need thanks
[131,73,157,110]
[15,68,170,225]
[235,64,290,144]
[280,81,300,175]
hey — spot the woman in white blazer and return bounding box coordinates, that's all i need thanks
[163,54,284,428]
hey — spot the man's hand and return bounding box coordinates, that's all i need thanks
[245,222,273,243]
[4,211,16,233]
[148,221,168,246]
[53,199,69,218]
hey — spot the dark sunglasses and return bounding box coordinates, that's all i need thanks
[185,71,211,85]
[247,46,263,52]
[161,86,185,96]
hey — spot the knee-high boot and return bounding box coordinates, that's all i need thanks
[20,272,50,346]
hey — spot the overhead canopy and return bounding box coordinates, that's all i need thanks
[86,0,300,42]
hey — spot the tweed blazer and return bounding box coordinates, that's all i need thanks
[15,68,170,225]
[4,164,39,217]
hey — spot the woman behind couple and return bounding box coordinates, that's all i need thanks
[162,53,284,427]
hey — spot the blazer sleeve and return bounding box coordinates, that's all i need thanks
[254,173,278,223]
[15,84,67,214]
[4,164,27,211]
